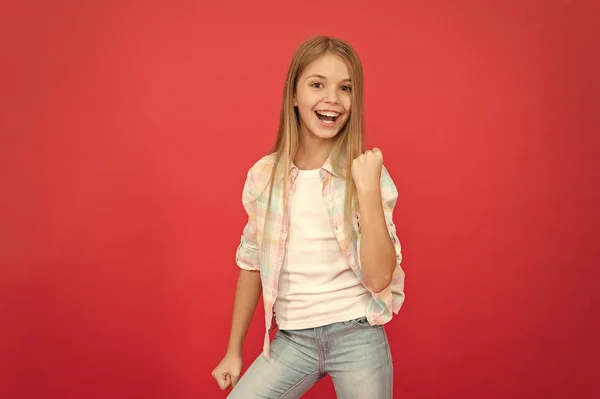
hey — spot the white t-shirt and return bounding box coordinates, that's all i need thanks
[273,168,371,330]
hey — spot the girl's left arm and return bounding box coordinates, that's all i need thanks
[352,149,402,294]
[356,184,398,293]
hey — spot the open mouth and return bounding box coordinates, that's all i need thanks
[315,110,341,125]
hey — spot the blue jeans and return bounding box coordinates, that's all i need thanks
[228,317,393,398]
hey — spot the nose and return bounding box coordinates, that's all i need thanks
[323,87,340,104]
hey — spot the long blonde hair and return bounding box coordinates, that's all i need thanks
[266,36,365,239]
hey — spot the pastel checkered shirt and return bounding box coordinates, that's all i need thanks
[235,153,405,359]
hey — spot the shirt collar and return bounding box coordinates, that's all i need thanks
[289,155,341,179]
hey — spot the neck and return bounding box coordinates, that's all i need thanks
[294,131,334,170]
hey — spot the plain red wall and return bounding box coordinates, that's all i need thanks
[1,0,598,398]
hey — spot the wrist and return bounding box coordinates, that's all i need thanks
[356,184,381,200]
[226,340,243,357]
[226,347,242,358]
[356,186,384,222]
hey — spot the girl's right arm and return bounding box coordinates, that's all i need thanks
[212,269,262,390]
[226,269,262,356]
[212,165,263,390]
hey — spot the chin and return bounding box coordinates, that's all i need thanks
[307,127,340,140]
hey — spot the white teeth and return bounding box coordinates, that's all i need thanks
[316,111,340,117]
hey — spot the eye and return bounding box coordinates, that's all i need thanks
[341,85,352,92]
[311,82,324,88]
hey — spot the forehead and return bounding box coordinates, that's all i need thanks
[301,54,350,80]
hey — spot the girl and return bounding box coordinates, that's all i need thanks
[211,36,405,399]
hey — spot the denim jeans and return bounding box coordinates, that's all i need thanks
[228,316,393,399]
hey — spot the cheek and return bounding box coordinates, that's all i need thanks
[300,107,314,121]
[303,94,321,109]
[296,93,313,111]
[296,98,315,123]
[342,94,352,111]
[343,96,352,114]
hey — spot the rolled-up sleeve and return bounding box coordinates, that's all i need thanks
[235,169,260,271]
[379,165,403,270]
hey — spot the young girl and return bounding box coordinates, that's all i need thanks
[211,36,405,399]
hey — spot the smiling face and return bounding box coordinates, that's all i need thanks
[294,53,353,142]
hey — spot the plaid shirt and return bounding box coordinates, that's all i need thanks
[235,153,405,359]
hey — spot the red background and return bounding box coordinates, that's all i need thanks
[1,0,598,398]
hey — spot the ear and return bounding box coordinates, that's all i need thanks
[293,95,297,107]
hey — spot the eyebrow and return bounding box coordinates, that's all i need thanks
[306,74,352,82]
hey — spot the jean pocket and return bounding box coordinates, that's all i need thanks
[345,316,374,328]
